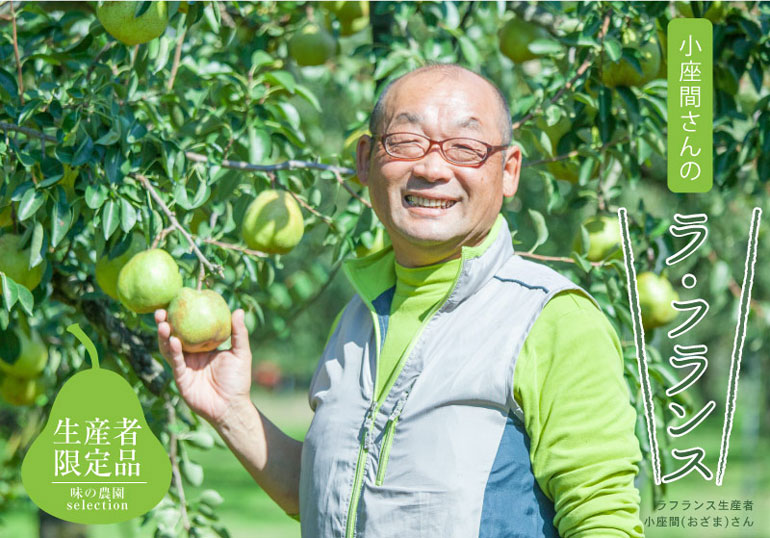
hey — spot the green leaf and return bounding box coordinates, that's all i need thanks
[604,39,622,62]
[0,68,18,103]
[616,86,640,124]
[295,84,321,112]
[247,125,271,163]
[203,2,220,34]
[102,200,120,240]
[120,198,137,233]
[17,284,34,316]
[181,459,204,487]
[95,128,121,146]
[528,39,563,56]
[29,222,45,269]
[526,209,549,253]
[199,489,224,507]
[457,35,480,65]
[71,134,94,167]
[50,193,72,248]
[263,71,295,94]
[105,146,125,184]
[85,183,108,209]
[18,188,45,221]
[1,274,19,312]
[251,50,274,69]
[134,1,152,18]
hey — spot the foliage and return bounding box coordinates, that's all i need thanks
[1,1,768,535]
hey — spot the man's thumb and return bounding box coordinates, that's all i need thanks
[230,309,251,356]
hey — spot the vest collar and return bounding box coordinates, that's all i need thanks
[343,214,513,312]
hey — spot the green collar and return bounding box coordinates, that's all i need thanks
[343,215,506,310]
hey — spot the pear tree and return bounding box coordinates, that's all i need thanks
[1,2,769,537]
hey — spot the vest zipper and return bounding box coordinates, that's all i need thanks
[344,264,461,537]
[345,306,382,538]
[375,391,409,486]
[346,400,376,538]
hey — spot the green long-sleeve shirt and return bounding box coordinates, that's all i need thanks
[369,219,644,537]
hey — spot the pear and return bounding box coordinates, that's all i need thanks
[241,190,304,255]
[21,324,172,524]
[0,375,41,406]
[95,233,147,301]
[0,326,48,379]
[167,288,232,352]
[499,17,548,63]
[573,216,622,262]
[637,272,679,330]
[0,233,46,290]
[288,24,336,67]
[117,249,182,314]
[96,1,169,46]
[0,205,12,228]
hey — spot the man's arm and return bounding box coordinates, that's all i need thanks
[155,309,302,516]
[212,398,302,515]
[514,291,645,537]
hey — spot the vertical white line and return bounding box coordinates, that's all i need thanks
[716,207,762,485]
[618,207,662,485]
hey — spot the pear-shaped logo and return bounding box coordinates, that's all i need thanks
[21,324,172,524]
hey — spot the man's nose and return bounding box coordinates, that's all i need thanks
[411,146,453,183]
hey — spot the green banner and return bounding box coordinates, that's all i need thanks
[667,18,713,193]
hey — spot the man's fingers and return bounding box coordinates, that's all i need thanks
[167,335,187,378]
[230,309,251,358]
[156,320,173,362]
[155,309,167,323]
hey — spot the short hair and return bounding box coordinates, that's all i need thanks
[368,64,513,146]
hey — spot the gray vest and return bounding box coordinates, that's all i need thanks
[300,224,588,537]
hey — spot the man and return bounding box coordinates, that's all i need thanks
[156,64,644,537]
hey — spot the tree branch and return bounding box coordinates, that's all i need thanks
[51,271,170,396]
[9,0,23,105]
[512,11,612,131]
[165,398,192,533]
[167,28,186,92]
[131,173,225,278]
[183,150,354,176]
[517,251,604,267]
[202,238,266,258]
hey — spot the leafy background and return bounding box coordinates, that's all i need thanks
[0,1,768,537]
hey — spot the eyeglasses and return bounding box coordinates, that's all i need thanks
[377,132,509,167]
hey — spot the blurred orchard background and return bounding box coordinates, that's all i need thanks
[0,1,769,537]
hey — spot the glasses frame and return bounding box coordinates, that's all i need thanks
[376,132,509,167]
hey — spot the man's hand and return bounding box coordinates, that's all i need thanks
[155,308,252,427]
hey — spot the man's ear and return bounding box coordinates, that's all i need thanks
[356,135,373,186]
[502,144,521,198]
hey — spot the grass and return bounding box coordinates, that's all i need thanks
[1,387,768,537]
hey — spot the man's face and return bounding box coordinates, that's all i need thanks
[357,70,521,267]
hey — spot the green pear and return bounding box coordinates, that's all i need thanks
[241,190,304,255]
[167,288,232,352]
[21,324,172,524]
[0,205,12,228]
[498,17,548,63]
[0,326,48,379]
[117,249,182,313]
[95,233,147,301]
[0,375,41,406]
[0,233,46,290]
[601,29,661,88]
[96,1,169,46]
[288,24,336,66]
[637,272,679,330]
[574,216,622,262]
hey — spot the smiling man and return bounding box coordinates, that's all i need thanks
[156,64,645,538]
